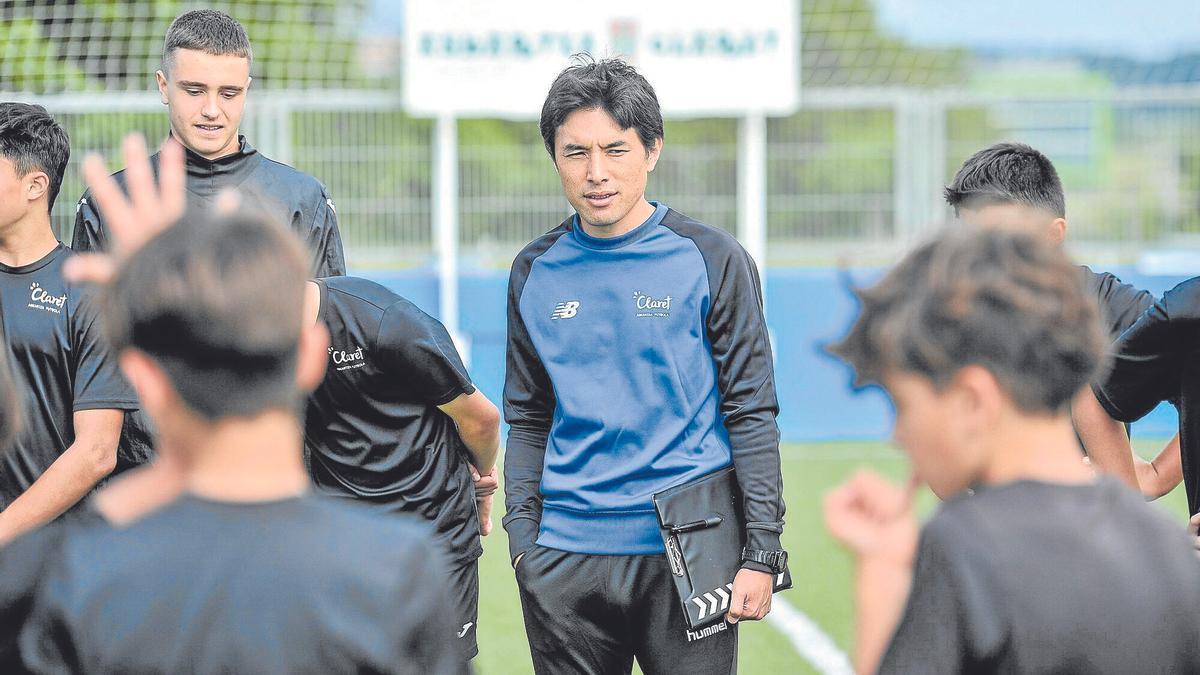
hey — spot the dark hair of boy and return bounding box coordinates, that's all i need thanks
[104,212,306,419]
[162,9,253,72]
[162,8,253,73]
[943,142,1065,218]
[833,227,1105,413]
[539,54,665,159]
[0,103,70,213]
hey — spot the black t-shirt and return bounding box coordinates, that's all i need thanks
[4,493,459,674]
[305,276,481,564]
[0,244,138,509]
[1094,277,1200,513]
[880,478,1200,673]
[1079,265,1154,339]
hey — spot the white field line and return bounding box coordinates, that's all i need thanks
[766,595,855,675]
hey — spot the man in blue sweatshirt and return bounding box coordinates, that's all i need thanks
[503,56,787,674]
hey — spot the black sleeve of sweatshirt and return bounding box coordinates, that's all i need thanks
[501,227,568,565]
[668,214,786,565]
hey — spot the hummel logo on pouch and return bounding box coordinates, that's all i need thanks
[27,282,66,314]
[633,290,672,318]
[457,622,473,638]
[551,301,580,320]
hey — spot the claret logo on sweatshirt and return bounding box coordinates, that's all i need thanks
[28,282,66,314]
[328,345,366,371]
[633,290,672,318]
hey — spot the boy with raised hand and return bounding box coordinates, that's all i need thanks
[0,135,459,674]
[72,9,345,278]
[943,141,1169,487]
[825,228,1200,674]
[302,273,501,663]
[0,103,139,544]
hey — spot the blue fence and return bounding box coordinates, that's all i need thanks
[360,265,1187,444]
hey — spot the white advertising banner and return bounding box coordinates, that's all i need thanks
[403,0,800,118]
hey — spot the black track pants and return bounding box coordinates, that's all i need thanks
[515,545,738,675]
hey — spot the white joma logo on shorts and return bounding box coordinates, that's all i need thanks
[551,301,580,320]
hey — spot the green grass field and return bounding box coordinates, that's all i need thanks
[472,438,1188,674]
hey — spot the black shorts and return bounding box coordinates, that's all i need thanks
[447,556,480,661]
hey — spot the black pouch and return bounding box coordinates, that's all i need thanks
[652,466,791,630]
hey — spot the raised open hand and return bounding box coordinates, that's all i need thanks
[64,134,186,284]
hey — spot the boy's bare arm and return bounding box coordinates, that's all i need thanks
[1072,388,1138,490]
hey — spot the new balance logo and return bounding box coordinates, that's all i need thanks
[457,622,473,638]
[551,301,580,320]
[686,620,729,642]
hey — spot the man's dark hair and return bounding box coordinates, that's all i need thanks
[162,9,253,73]
[831,228,1105,413]
[944,142,1066,218]
[104,213,308,420]
[0,103,70,213]
[539,55,664,158]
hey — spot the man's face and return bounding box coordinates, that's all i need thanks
[884,370,985,499]
[958,202,1067,245]
[156,49,251,160]
[553,107,661,233]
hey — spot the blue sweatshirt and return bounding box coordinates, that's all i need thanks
[503,204,785,559]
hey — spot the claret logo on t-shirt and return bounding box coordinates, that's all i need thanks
[28,282,66,314]
[328,345,366,371]
[633,290,672,318]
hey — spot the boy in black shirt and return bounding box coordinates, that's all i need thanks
[2,138,459,674]
[1094,278,1200,517]
[303,275,500,661]
[943,142,1164,486]
[826,229,1200,674]
[0,103,138,543]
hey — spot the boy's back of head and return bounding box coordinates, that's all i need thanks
[104,212,308,420]
[834,227,1105,413]
[945,143,1068,242]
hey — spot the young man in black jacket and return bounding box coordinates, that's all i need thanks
[71,9,345,278]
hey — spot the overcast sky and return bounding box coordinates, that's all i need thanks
[873,0,1200,60]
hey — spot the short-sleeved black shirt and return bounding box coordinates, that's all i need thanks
[1094,277,1200,513]
[305,276,481,564]
[5,494,460,674]
[1079,265,1154,340]
[0,244,138,509]
[880,478,1200,673]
